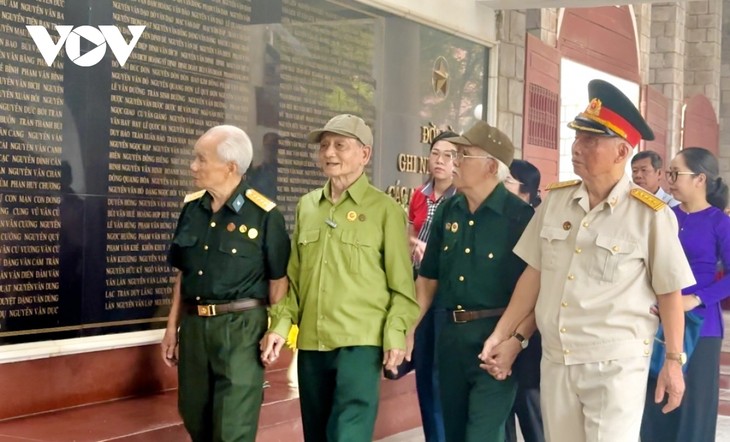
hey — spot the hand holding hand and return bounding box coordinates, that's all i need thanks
[259,332,286,367]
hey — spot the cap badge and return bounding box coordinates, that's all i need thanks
[586,98,602,116]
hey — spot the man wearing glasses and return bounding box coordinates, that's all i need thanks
[481,80,695,442]
[631,150,679,207]
[408,120,534,441]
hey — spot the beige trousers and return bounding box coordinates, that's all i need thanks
[541,357,650,442]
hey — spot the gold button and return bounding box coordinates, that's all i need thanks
[567,274,575,280]
[644,349,650,356]
[197,270,203,276]
[465,248,471,254]
[582,221,589,228]
[456,305,463,309]
[488,253,494,259]
[575,248,581,254]
[210,222,216,227]
[468,220,474,226]
[563,349,570,354]
[204,245,209,251]
[561,301,568,307]
[324,260,328,264]
[560,328,566,333]
[644,339,650,345]
[444,245,449,251]
[612,245,619,252]
[195,296,200,301]
[458,276,465,281]
[231,248,237,254]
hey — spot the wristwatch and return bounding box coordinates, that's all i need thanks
[511,331,529,350]
[666,352,687,366]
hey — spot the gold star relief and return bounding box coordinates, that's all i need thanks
[432,56,449,97]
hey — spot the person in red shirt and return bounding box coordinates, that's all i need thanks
[407,130,457,442]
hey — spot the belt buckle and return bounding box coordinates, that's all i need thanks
[197,304,217,317]
[452,308,466,324]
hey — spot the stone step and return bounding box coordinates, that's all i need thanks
[0,349,420,441]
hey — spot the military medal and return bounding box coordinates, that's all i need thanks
[445,222,451,231]
[325,219,337,229]
[562,221,572,231]
[248,228,259,239]
[346,211,357,222]
[239,224,248,233]
[226,223,235,232]
[358,214,366,222]
[451,222,458,233]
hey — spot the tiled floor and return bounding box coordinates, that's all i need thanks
[381,416,730,442]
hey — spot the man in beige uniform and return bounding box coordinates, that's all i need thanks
[480,80,695,442]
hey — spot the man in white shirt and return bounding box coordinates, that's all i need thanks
[631,151,679,206]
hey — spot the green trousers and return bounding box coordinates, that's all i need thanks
[437,317,517,442]
[178,306,268,442]
[297,346,382,442]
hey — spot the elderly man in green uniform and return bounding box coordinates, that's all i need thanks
[161,125,290,442]
[408,121,533,442]
[260,114,419,442]
[481,80,695,442]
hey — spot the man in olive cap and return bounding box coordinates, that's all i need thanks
[407,120,534,441]
[481,79,694,442]
[261,114,419,442]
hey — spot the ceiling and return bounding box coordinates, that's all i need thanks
[476,0,686,9]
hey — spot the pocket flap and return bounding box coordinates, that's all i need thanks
[173,233,197,247]
[539,226,570,242]
[595,235,635,255]
[298,229,320,245]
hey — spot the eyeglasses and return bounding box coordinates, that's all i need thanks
[429,150,457,162]
[666,170,698,183]
[453,151,491,164]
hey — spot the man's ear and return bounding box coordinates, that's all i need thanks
[615,140,631,163]
[361,144,373,164]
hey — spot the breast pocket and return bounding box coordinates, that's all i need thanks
[217,237,260,275]
[297,229,321,271]
[340,229,382,275]
[539,226,570,270]
[591,235,636,283]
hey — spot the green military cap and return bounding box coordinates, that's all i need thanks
[307,114,374,146]
[444,120,515,166]
[568,79,654,146]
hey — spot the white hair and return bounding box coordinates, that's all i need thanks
[489,155,511,182]
[209,125,253,176]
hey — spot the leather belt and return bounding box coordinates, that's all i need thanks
[185,298,266,317]
[451,307,506,324]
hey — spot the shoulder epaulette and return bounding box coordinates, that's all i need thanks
[546,179,581,191]
[245,188,276,212]
[183,189,206,203]
[630,188,666,211]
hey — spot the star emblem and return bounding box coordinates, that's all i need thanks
[432,56,449,97]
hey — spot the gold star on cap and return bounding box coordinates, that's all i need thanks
[432,56,449,97]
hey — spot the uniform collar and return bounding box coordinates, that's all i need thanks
[572,174,630,213]
[320,173,369,205]
[455,182,509,215]
[200,179,249,213]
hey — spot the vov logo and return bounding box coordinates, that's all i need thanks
[26,25,146,67]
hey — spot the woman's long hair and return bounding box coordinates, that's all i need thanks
[679,147,729,210]
[509,159,542,207]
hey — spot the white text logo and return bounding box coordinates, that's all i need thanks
[26,25,146,67]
